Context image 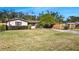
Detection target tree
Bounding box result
[0,10,9,22]
[39,11,64,28]
[39,13,55,26]
[67,16,79,22]
[50,12,64,23]
[0,10,37,22]
[22,14,36,20]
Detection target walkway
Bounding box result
[53,29,79,35]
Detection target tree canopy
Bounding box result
[0,10,36,22]
[39,11,64,27]
[67,16,79,22]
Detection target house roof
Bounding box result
[27,20,39,23]
[6,18,39,23]
[67,22,79,24]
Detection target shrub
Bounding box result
[0,24,6,31]
[64,25,69,30]
[8,26,28,30]
[28,24,31,29]
[43,24,53,28]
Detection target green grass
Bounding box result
[72,29,79,31]
[0,29,79,51]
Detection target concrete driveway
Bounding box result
[53,29,79,35]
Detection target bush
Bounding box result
[28,24,31,29]
[76,24,79,29]
[64,25,69,30]
[43,24,53,28]
[8,26,28,30]
[0,24,6,31]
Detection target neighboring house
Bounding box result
[53,22,79,30]
[53,23,66,29]
[6,18,39,30]
[66,22,79,29]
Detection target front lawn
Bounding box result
[0,29,79,51]
[73,29,79,31]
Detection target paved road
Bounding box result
[53,29,79,35]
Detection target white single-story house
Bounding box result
[6,19,28,27]
[6,18,39,30]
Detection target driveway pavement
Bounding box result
[53,29,79,35]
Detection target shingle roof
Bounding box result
[67,22,79,24]
[6,18,39,23]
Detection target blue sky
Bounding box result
[0,7,79,20]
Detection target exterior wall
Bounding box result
[53,24,60,29]
[6,20,28,26]
[67,24,76,29]
[53,23,65,29]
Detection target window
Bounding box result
[15,22,22,26]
